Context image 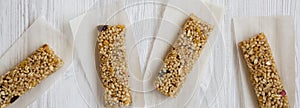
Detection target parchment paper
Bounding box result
[0,18,73,108]
[143,0,224,107]
[71,1,144,107]
[233,16,295,107]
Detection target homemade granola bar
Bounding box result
[97,25,132,107]
[154,14,214,97]
[239,33,289,108]
[0,44,64,108]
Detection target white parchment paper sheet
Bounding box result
[233,16,295,108]
[71,1,144,107]
[0,18,73,108]
[143,0,224,107]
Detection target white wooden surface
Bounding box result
[0,0,299,107]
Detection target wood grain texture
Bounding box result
[0,0,299,107]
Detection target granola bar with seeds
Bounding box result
[154,14,214,97]
[239,32,289,108]
[0,44,64,108]
[97,25,132,107]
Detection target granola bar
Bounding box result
[0,44,64,108]
[97,25,132,107]
[154,14,214,97]
[239,33,289,108]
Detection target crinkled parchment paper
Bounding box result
[233,16,295,107]
[0,18,73,108]
[143,0,224,107]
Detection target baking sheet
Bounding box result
[71,1,144,107]
[143,0,224,107]
[0,18,73,108]
[233,16,295,107]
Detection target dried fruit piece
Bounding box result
[280,90,286,96]
[97,25,108,32]
[9,96,19,103]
